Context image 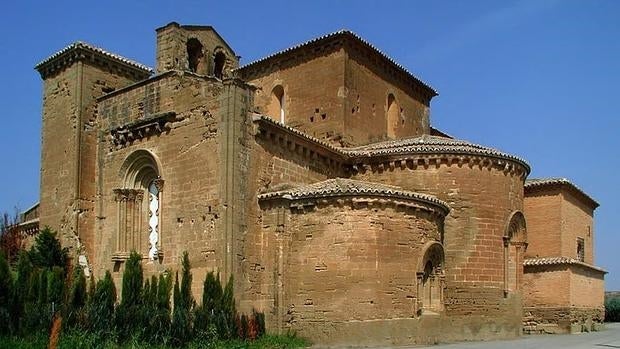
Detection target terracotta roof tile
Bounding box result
[524,257,606,273]
[258,178,449,215]
[345,135,530,171]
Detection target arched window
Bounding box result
[186,38,204,73]
[213,51,226,79]
[416,242,445,314]
[114,150,164,261]
[270,85,285,123]
[387,93,399,139]
[503,211,527,296]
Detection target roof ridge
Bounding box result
[236,29,437,96]
[35,40,153,73]
[524,177,598,208]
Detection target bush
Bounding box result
[605,297,620,322]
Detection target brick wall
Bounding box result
[523,190,562,258]
[561,191,595,264]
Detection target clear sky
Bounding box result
[1,1,618,288]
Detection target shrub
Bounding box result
[0,210,23,265]
[605,297,620,322]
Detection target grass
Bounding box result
[0,333,310,349]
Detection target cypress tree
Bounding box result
[0,252,13,334]
[89,271,117,337]
[117,251,144,341]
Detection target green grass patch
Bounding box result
[0,333,310,349]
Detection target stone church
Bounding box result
[28,22,605,345]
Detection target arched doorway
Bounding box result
[503,211,527,295]
[416,241,445,314]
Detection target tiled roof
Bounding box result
[253,115,530,172]
[344,135,530,171]
[252,114,344,156]
[524,257,606,273]
[258,178,449,214]
[35,41,153,73]
[525,178,598,208]
[237,30,437,96]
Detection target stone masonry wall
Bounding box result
[343,55,430,145]
[352,159,525,337]
[96,72,226,296]
[252,199,444,345]
[39,61,141,261]
[245,49,347,145]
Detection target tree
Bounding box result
[0,252,13,334]
[171,252,194,346]
[65,265,87,329]
[29,227,67,269]
[89,271,117,336]
[0,210,23,265]
[116,251,144,341]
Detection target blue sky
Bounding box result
[1,1,618,288]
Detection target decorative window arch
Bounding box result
[113,150,164,261]
[503,211,527,296]
[270,85,285,123]
[387,93,399,139]
[416,241,445,314]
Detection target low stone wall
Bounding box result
[523,306,604,334]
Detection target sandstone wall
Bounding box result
[245,49,346,143]
[352,159,525,337]
[39,61,141,259]
[96,72,227,296]
[343,53,430,145]
[252,199,445,345]
[156,23,238,75]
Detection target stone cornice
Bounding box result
[35,41,153,80]
[236,30,437,101]
[110,112,178,150]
